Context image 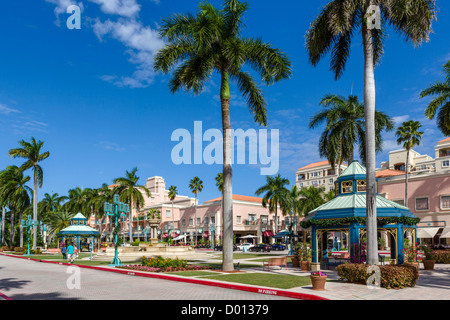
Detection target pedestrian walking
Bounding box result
[67,243,75,264]
[61,244,67,260]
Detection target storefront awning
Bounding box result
[417,227,440,239]
[263,230,274,237]
[439,227,450,239]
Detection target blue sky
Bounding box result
[0,0,449,205]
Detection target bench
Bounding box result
[324,252,350,270]
[262,256,288,271]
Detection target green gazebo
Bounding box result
[301,161,420,270]
[58,213,101,253]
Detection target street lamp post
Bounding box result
[209,224,216,250]
[104,194,129,267]
[287,212,298,256]
[21,215,39,256]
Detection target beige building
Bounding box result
[378,137,450,176]
[296,160,348,193]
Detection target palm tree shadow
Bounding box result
[0,277,30,291]
[9,292,82,300]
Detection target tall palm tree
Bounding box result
[298,186,327,217]
[154,0,291,271]
[255,175,290,235]
[420,60,450,136]
[46,211,76,237]
[8,137,50,249]
[0,166,32,247]
[113,167,151,243]
[310,94,394,165]
[40,193,68,216]
[306,0,436,265]
[64,187,93,214]
[396,120,424,207]
[188,177,203,247]
[92,183,114,244]
[168,185,178,238]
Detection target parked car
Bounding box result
[237,243,255,251]
[213,245,238,251]
[249,244,271,252]
[271,244,286,251]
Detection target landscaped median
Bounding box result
[0,252,328,300]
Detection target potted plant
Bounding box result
[378,237,386,251]
[310,271,327,291]
[422,246,436,270]
[298,242,312,271]
[290,243,300,268]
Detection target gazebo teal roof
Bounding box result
[57,213,100,237]
[302,160,419,267]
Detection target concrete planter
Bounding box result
[310,275,327,291]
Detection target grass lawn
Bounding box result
[201,273,312,289]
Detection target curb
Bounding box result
[0,253,328,301]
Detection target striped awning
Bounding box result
[439,227,450,239]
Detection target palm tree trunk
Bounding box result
[363,24,378,265]
[1,207,5,246]
[33,168,38,250]
[405,149,410,207]
[221,69,234,272]
[194,194,197,247]
[19,212,23,247]
[10,211,15,247]
[129,194,133,244]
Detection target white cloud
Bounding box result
[392,115,410,125]
[0,103,21,115]
[89,0,141,18]
[93,18,165,88]
[95,141,125,152]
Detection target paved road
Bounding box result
[0,255,294,301]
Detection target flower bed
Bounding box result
[337,263,419,289]
[119,264,210,273]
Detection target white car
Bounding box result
[237,243,255,252]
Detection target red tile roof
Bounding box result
[298,160,347,171]
[205,194,264,204]
[376,169,406,178]
[438,137,450,144]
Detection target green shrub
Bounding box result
[429,250,450,264]
[337,263,419,289]
[141,256,188,269]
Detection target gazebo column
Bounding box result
[349,222,359,262]
[311,227,320,271]
[398,225,405,264]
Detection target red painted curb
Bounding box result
[0,253,328,300]
[0,291,13,300]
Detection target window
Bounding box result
[416,197,429,211]
[261,215,269,225]
[329,178,334,184]
[204,217,209,225]
[211,216,215,224]
[165,210,171,217]
[442,160,449,168]
[182,219,186,227]
[342,181,353,194]
[189,218,193,226]
[357,180,366,192]
[196,218,201,225]
[441,195,450,210]
[237,216,242,224]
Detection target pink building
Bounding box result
[92,177,282,245]
[377,137,450,246]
